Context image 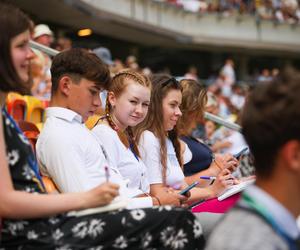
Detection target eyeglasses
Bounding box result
[161,77,180,88]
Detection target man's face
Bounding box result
[68,78,102,122]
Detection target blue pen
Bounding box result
[200,176,217,180]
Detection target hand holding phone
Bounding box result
[179,181,198,196]
[233,147,249,159]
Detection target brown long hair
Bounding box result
[135,74,182,184]
[0,3,32,94]
[105,69,151,157]
[177,79,207,136]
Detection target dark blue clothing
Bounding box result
[181,136,213,176]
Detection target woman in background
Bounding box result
[177,79,238,185]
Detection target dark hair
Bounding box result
[242,68,300,178]
[51,48,111,94]
[0,3,32,94]
[135,73,182,184]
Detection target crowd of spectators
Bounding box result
[154,0,300,24]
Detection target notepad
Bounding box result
[217,179,255,201]
[67,197,128,217]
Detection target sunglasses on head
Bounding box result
[161,77,180,88]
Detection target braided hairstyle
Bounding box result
[105,69,151,157]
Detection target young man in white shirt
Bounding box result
[206,69,300,250]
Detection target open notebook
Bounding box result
[67,197,128,217]
[217,179,255,201]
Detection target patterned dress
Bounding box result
[0,109,205,250]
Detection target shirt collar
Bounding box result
[245,185,300,240]
[46,107,83,123]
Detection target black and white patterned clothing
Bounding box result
[0,109,205,250]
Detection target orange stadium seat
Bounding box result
[6,93,27,121]
[18,120,40,153]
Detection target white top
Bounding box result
[92,124,150,196]
[36,107,152,209]
[139,130,185,189]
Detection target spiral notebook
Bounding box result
[67,197,128,217]
[217,179,255,201]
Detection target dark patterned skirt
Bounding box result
[0,206,204,250]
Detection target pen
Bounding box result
[200,176,217,180]
[104,166,110,182]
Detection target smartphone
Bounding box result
[233,147,249,159]
[179,181,198,196]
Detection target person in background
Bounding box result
[93,46,115,111]
[206,69,300,250]
[177,79,238,186]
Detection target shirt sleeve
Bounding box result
[139,131,163,184]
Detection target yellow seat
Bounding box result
[42,176,59,194]
[23,95,45,124]
[85,114,101,130]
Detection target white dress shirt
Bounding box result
[36,107,152,209]
[139,130,185,189]
[92,124,151,197]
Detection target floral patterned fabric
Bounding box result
[0,109,205,250]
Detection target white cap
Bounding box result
[33,24,53,39]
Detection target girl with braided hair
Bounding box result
[92,69,184,206]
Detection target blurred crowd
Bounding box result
[155,0,300,24]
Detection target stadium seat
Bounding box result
[42,176,59,194]
[85,114,101,130]
[18,120,40,153]
[6,93,27,121]
[23,96,45,124]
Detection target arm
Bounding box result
[185,154,238,186]
[139,132,183,206]
[0,114,119,219]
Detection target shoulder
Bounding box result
[206,208,287,250]
[92,124,115,136]
[140,130,159,144]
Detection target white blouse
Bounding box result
[92,124,150,197]
[139,130,185,189]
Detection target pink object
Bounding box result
[191,193,241,213]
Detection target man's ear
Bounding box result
[281,140,300,171]
[59,76,72,96]
[107,91,116,107]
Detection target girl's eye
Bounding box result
[89,89,97,96]
[142,103,149,107]
[130,100,137,104]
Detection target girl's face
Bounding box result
[162,89,182,131]
[11,30,34,84]
[109,79,151,130]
